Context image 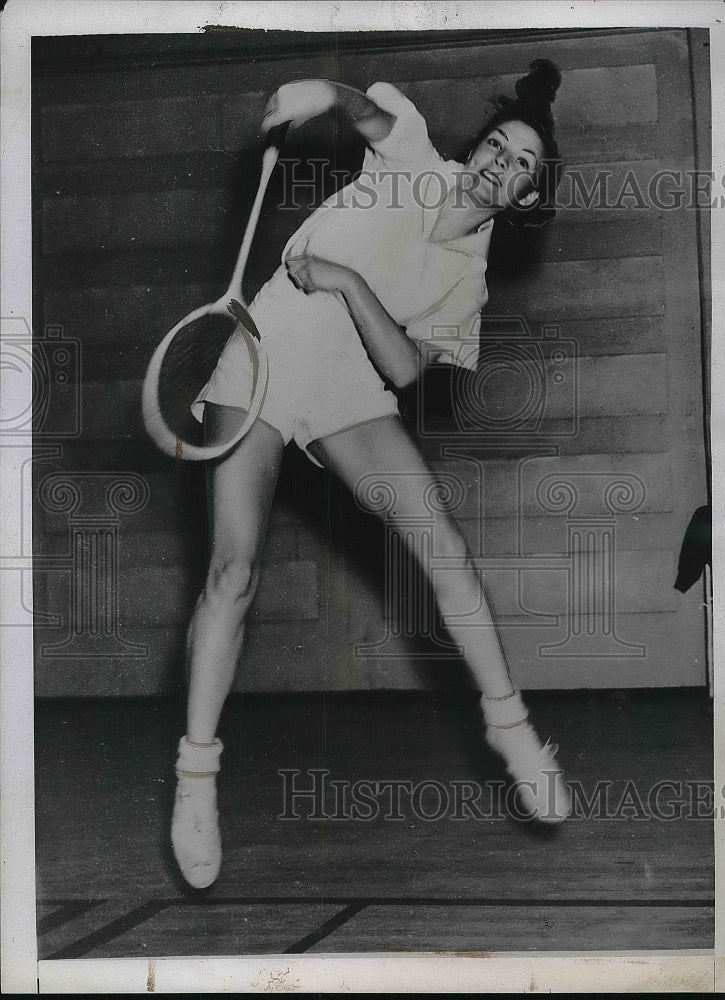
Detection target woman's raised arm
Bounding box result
[262,79,396,143]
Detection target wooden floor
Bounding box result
[34,690,714,958]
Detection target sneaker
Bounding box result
[171,736,223,888]
[171,773,222,888]
[486,720,571,824]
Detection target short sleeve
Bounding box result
[404,272,487,373]
[363,82,441,170]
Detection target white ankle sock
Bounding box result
[175,735,223,776]
[480,691,528,729]
[172,736,224,889]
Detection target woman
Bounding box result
[173,59,570,889]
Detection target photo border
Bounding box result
[1,0,722,992]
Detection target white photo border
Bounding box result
[1,0,722,993]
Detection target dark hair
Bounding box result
[464,58,563,228]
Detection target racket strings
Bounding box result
[158,312,241,447]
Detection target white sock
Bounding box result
[480,690,529,729]
[175,735,223,775]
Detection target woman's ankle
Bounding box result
[480,689,529,729]
[175,735,224,776]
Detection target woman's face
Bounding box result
[464,120,544,213]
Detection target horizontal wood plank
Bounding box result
[43,187,240,253]
[324,547,679,622]
[408,65,658,149]
[559,122,660,164]
[452,352,667,423]
[118,524,299,566]
[40,90,264,162]
[486,256,665,320]
[367,606,706,691]
[541,316,663,358]
[432,451,673,519]
[40,151,245,197]
[43,283,225,345]
[533,216,663,263]
[311,903,713,952]
[42,559,320,626]
[457,510,683,558]
[34,619,333,695]
[418,414,671,457]
[477,548,679,616]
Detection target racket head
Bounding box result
[142,299,268,461]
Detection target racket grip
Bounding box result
[227,298,261,342]
[264,121,291,152]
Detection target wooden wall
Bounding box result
[31,28,710,694]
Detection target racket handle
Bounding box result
[226,122,290,303]
[264,120,291,152]
[227,136,286,302]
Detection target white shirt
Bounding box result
[282,82,491,372]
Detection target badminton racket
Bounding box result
[142,122,290,461]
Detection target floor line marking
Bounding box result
[172,896,718,908]
[37,899,107,937]
[39,895,716,958]
[46,900,172,960]
[39,895,717,909]
[283,902,370,954]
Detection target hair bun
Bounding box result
[514,58,561,109]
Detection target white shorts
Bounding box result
[192,267,400,466]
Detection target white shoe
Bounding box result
[486,720,571,824]
[171,737,223,888]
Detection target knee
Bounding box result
[204,554,261,609]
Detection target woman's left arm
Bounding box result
[286,255,421,389]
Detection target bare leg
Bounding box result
[186,404,284,741]
[310,416,514,699]
[309,416,570,823]
[173,404,284,887]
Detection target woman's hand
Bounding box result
[287,250,419,387]
[262,80,337,131]
[286,254,359,296]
